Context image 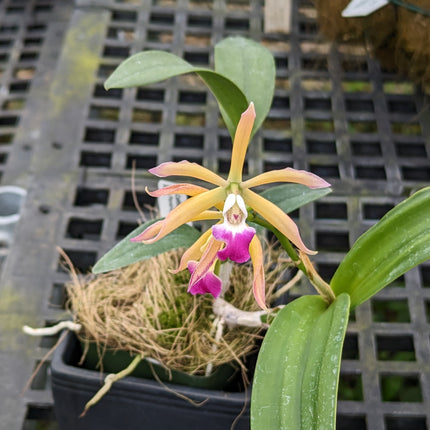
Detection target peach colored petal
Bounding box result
[242,188,317,255]
[142,187,226,244]
[173,229,213,273]
[131,220,163,242]
[146,183,208,198]
[189,237,223,289]
[190,210,223,221]
[227,102,256,183]
[242,167,331,189]
[249,235,267,311]
[150,161,227,187]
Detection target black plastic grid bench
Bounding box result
[0,0,429,429]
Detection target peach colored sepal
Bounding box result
[149,160,227,187]
[249,236,267,311]
[145,183,208,198]
[189,237,223,288]
[131,220,163,242]
[173,229,213,273]
[242,167,331,189]
[227,102,256,183]
[141,187,226,244]
[242,188,317,255]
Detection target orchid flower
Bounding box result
[132,102,330,309]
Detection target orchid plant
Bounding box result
[93,37,430,429]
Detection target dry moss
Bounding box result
[68,245,292,375]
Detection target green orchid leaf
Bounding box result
[104,50,248,139]
[331,186,430,309]
[260,184,332,213]
[92,219,201,274]
[251,293,350,430]
[214,36,276,135]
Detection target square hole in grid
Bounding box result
[315,201,347,220]
[351,140,382,156]
[341,57,368,73]
[80,151,112,168]
[116,220,139,239]
[126,154,157,169]
[187,14,212,28]
[102,44,130,59]
[49,283,67,309]
[315,262,338,284]
[84,126,116,143]
[2,98,25,112]
[106,26,137,42]
[376,334,416,361]
[348,119,378,134]
[176,111,206,127]
[271,95,289,109]
[122,190,156,212]
[309,163,340,179]
[226,0,252,12]
[304,96,331,111]
[24,405,56,427]
[298,20,319,37]
[371,298,411,323]
[184,51,210,65]
[150,11,175,24]
[338,372,364,401]
[19,50,39,61]
[66,217,103,240]
[263,137,292,153]
[58,249,97,273]
[342,79,373,93]
[263,116,291,131]
[342,332,360,360]
[354,164,387,180]
[420,264,430,288]
[315,230,350,252]
[74,187,109,207]
[98,63,118,80]
[137,88,165,102]
[129,131,159,146]
[425,300,430,323]
[38,322,61,348]
[88,105,120,122]
[224,17,250,30]
[380,373,422,402]
[184,32,211,48]
[178,90,207,105]
[218,158,247,175]
[263,159,293,171]
[9,81,30,93]
[395,141,427,158]
[345,97,374,113]
[305,118,335,133]
[111,9,138,23]
[387,97,417,114]
[301,78,333,92]
[132,108,162,124]
[362,202,394,220]
[174,133,204,149]
[0,115,19,127]
[336,415,367,430]
[146,29,173,45]
[306,138,337,154]
[274,55,288,71]
[301,55,328,72]
[391,121,421,136]
[384,415,427,430]
[401,165,430,181]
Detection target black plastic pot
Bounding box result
[51,332,251,430]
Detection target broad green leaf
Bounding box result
[331,187,430,309]
[92,220,201,274]
[104,50,248,139]
[260,184,332,213]
[251,293,350,430]
[215,37,276,135]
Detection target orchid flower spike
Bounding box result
[132,102,330,309]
